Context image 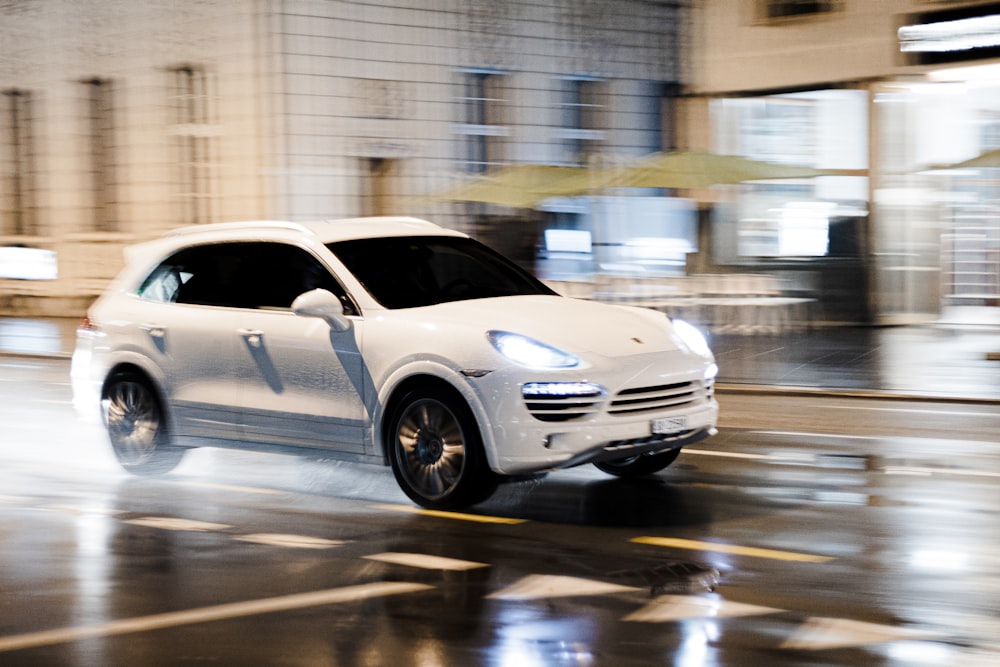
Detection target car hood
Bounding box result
[394,295,693,358]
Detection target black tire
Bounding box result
[594,448,681,478]
[103,371,184,476]
[387,385,497,509]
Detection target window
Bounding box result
[758,0,840,21]
[649,82,680,153]
[327,236,553,309]
[138,243,356,314]
[2,89,37,236]
[559,78,605,165]
[459,71,507,173]
[361,157,395,217]
[711,89,869,262]
[169,66,216,225]
[84,79,118,232]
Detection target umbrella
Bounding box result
[944,148,1000,169]
[430,152,863,209]
[429,163,587,208]
[605,150,858,189]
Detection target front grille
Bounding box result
[523,394,602,422]
[608,380,705,416]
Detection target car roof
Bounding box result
[164,216,466,245]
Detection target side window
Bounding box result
[239,243,354,313]
[137,241,356,314]
[137,245,241,306]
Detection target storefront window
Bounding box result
[710,89,869,263]
[876,73,1000,321]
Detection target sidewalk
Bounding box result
[1,315,998,402]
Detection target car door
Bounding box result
[230,242,368,452]
[131,243,243,441]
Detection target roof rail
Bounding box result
[166,220,315,237]
[323,216,441,228]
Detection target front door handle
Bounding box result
[238,328,264,347]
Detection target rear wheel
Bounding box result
[594,448,681,478]
[388,385,497,509]
[104,372,184,475]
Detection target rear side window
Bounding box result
[136,242,357,314]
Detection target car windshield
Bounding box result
[326,235,556,309]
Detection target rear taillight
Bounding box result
[77,316,101,337]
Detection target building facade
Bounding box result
[0,0,683,316]
[687,0,1000,325]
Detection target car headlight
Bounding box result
[487,331,581,369]
[672,318,712,358]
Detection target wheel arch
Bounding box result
[377,373,493,469]
[101,361,172,431]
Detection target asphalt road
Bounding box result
[1,358,998,666]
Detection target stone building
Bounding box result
[0,0,683,316]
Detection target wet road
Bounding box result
[1,358,998,666]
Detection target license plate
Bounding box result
[651,415,687,435]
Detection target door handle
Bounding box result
[140,323,166,338]
[238,328,264,347]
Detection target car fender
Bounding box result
[371,357,499,471]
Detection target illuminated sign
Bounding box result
[899,14,1000,52]
[900,3,1000,64]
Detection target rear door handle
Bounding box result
[140,323,166,338]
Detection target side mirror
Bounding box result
[292,289,352,332]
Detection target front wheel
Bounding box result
[388,386,497,509]
[103,372,184,476]
[594,448,681,478]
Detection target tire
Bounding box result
[594,448,681,478]
[104,371,185,476]
[387,385,497,509]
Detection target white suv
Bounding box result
[72,217,718,508]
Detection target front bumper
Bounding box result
[487,393,719,475]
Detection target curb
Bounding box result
[715,382,1000,405]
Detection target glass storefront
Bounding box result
[711,78,1000,326]
[875,70,1000,324]
[709,89,871,323]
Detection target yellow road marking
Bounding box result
[170,480,286,496]
[632,536,833,563]
[371,503,526,525]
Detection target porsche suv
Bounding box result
[72,217,718,508]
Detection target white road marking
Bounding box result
[692,446,1000,480]
[884,466,1000,479]
[234,534,347,549]
[124,517,231,532]
[486,575,640,600]
[685,448,789,462]
[44,504,126,516]
[624,595,782,622]
[0,582,433,653]
[365,552,490,571]
[780,617,933,650]
[748,430,879,441]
